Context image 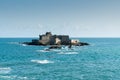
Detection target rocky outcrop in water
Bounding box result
[22,32,89,46]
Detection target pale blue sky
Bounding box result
[0,0,120,37]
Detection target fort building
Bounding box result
[32,32,70,45]
[23,32,89,46]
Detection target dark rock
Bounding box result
[49,45,61,49]
[75,42,89,46]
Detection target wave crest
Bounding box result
[58,52,78,54]
[0,67,11,74]
[31,60,54,64]
[0,75,28,80]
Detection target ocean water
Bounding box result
[0,38,120,80]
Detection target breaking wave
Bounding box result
[0,67,11,74]
[31,60,54,64]
[21,44,27,46]
[36,50,50,52]
[8,42,27,47]
[57,52,78,54]
[0,75,28,80]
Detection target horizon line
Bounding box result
[0,37,120,38]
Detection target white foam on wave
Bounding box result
[8,42,19,44]
[8,42,28,47]
[58,52,78,54]
[0,75,28,80]
[36,50,50,52]
[21,44,27,46]
[52,49,61,52]
[0,67,11,74]
[31,60,54,64]
[0,75,11,79]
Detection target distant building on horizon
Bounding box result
[26,32,86,46]
[38,32,70,45]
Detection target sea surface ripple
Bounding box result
[0,38,120,80]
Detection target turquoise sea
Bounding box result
[0,38,120,80]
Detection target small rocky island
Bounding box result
[23,32,89,47]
